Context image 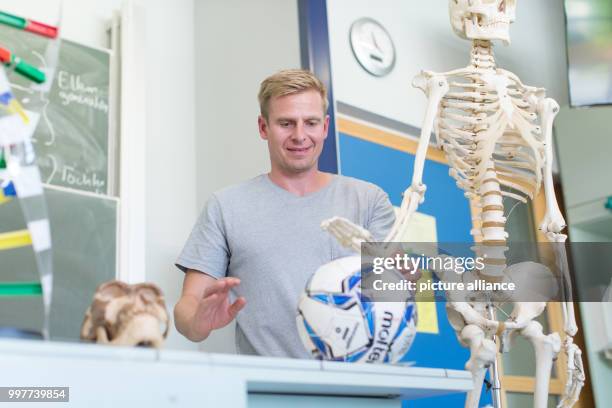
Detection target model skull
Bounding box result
[449,0,517,45]
[81,280,169,348]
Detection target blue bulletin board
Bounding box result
[337,122,492,408]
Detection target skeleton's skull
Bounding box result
[449,0,517,45]
[81,280,169,348]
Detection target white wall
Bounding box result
[193,0,301,353]
[327,0,568,131]
[143,0,198,351]
[193,0,301,209]
[555,105,612,209]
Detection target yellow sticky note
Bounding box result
[416,303,439,334]
[392,208,440,334]
[415,270,439,334]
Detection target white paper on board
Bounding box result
[0,111,41,145]
[27,219,52,252]
[12,164,44,198]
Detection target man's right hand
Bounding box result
[174,271,246,342]
[192,277,246,338]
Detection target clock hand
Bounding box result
[367,32,383,62]
[370,31,382,52]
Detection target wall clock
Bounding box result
[349,17,396,77]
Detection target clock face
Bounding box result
[349,18,396,77]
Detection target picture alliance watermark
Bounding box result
[369,252,517,294]
[371,277,517,293]
[359,242,612,303]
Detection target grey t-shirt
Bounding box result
[176,174,395,359]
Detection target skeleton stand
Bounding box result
[487,304,502,408]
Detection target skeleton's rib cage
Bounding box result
[435,40,545,210]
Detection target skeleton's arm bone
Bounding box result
[411,73,449,185]
[536,98,584,407]
[383,74,449,242]
[537,98,565,235]
[558,337,585,408]
[551,233,579,338]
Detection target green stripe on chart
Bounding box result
[0,282,42,296]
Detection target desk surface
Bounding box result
[0,339,472,406]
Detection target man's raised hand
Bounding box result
[191,277,246,340]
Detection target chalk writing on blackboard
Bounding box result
[57,71,109,114]
[0,25,112,195]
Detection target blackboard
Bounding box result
[0,24,113,195]
[0,186,117,340]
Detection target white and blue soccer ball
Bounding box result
[297,256,417,363]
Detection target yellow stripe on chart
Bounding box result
[8,99,29,124]
[0,191,10,205]
[0,229,32,250]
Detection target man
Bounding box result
[174,69,395,358]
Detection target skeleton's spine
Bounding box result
[470,40,495,69]
[468,39,508,279]
[477,168,508,279]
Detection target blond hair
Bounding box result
[258,69,328,120]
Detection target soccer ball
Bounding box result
[296,255,417,363]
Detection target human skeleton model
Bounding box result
[322,1,584,407]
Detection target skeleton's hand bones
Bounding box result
[321,216,374,253]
